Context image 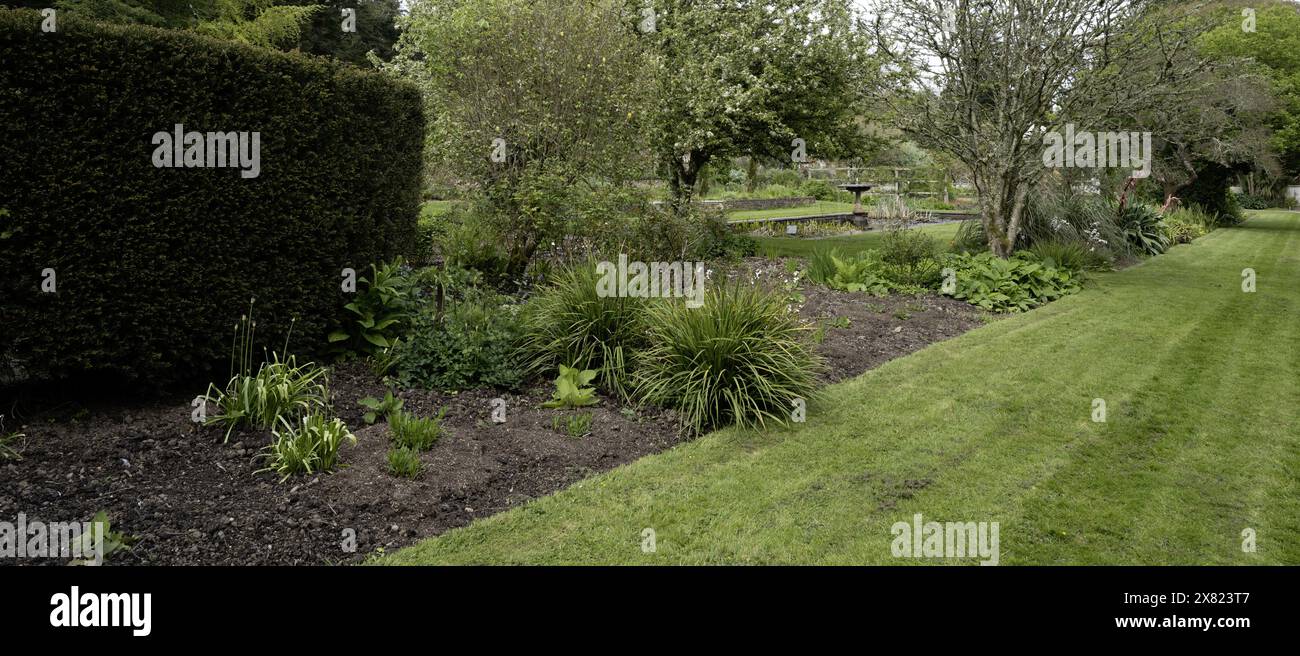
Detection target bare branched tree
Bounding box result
[870,0,1220,256]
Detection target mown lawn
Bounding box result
[754,221,962,258]
[727,201,857,221]
[379,211,1300,565]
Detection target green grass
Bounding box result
[728,202,976,223]
[420,200,457,219]
[754,221,962,258]
[727,201,856,221]
[378,211,1300,565]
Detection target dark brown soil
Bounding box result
[1,260,984,566]
[0,366,682,566]
[727,257,988,383]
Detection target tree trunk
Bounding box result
[746,156,758,193]
[670,150,708,213]
[975,167,1027,258]
[1116,176,1136,216]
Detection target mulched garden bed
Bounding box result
[1,260,986,566]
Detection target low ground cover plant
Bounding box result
[1118,204,1170,256]
[944,251,1083,313]
[1162,204,1215,244]
[808,248,898,294]
[358,390,403,424]
[387,446,424,479]
[395,296,525,392]
[1023,239,1108,272]
[69,511,134,566]
[551,411,594,438]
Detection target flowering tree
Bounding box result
[641,0,875,210]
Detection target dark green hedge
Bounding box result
[0,9,423,387]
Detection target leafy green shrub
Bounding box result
[877,227,943,287]
[519,263,648,395]
[807,248,913,295]
[432,205,512,282]
[1235,192,1274,210]
[541,365,599,408]
[943,252,1083,312]
[358,390,403,424]
[1181,163,1243,226]
[633,285,823,434]
[564,201,689,263]
[387,446,424,479]
[1162,204,1215,244]
[799,179,837,201]
[1119,205,1170,256]
[409,264,489,307]
[0,10,423,386]
[329,259,413,356]
[689,208,758,260]
[259,413,357,482]
[413,200,458,264]
[388,408,445,451]
[955,184,1124,260]
[395,298,525,392]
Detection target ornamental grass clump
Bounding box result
[519,261,649,397]
[632,284,823,434]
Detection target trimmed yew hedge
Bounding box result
[0,10,423,387]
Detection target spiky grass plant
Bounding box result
[632,285,824,435]
[388,408,445,451]
[0,419,24,462]
[387,446,423,479]
[518,260,649,397]
[258,412,356,482]
[204,304,329,442]
[205,354,330,442]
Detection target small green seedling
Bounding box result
[0,415,24,461]
[70,511,134,565]
[359,390,404,424]
[387,446,423,479]
[551,412,593,438]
